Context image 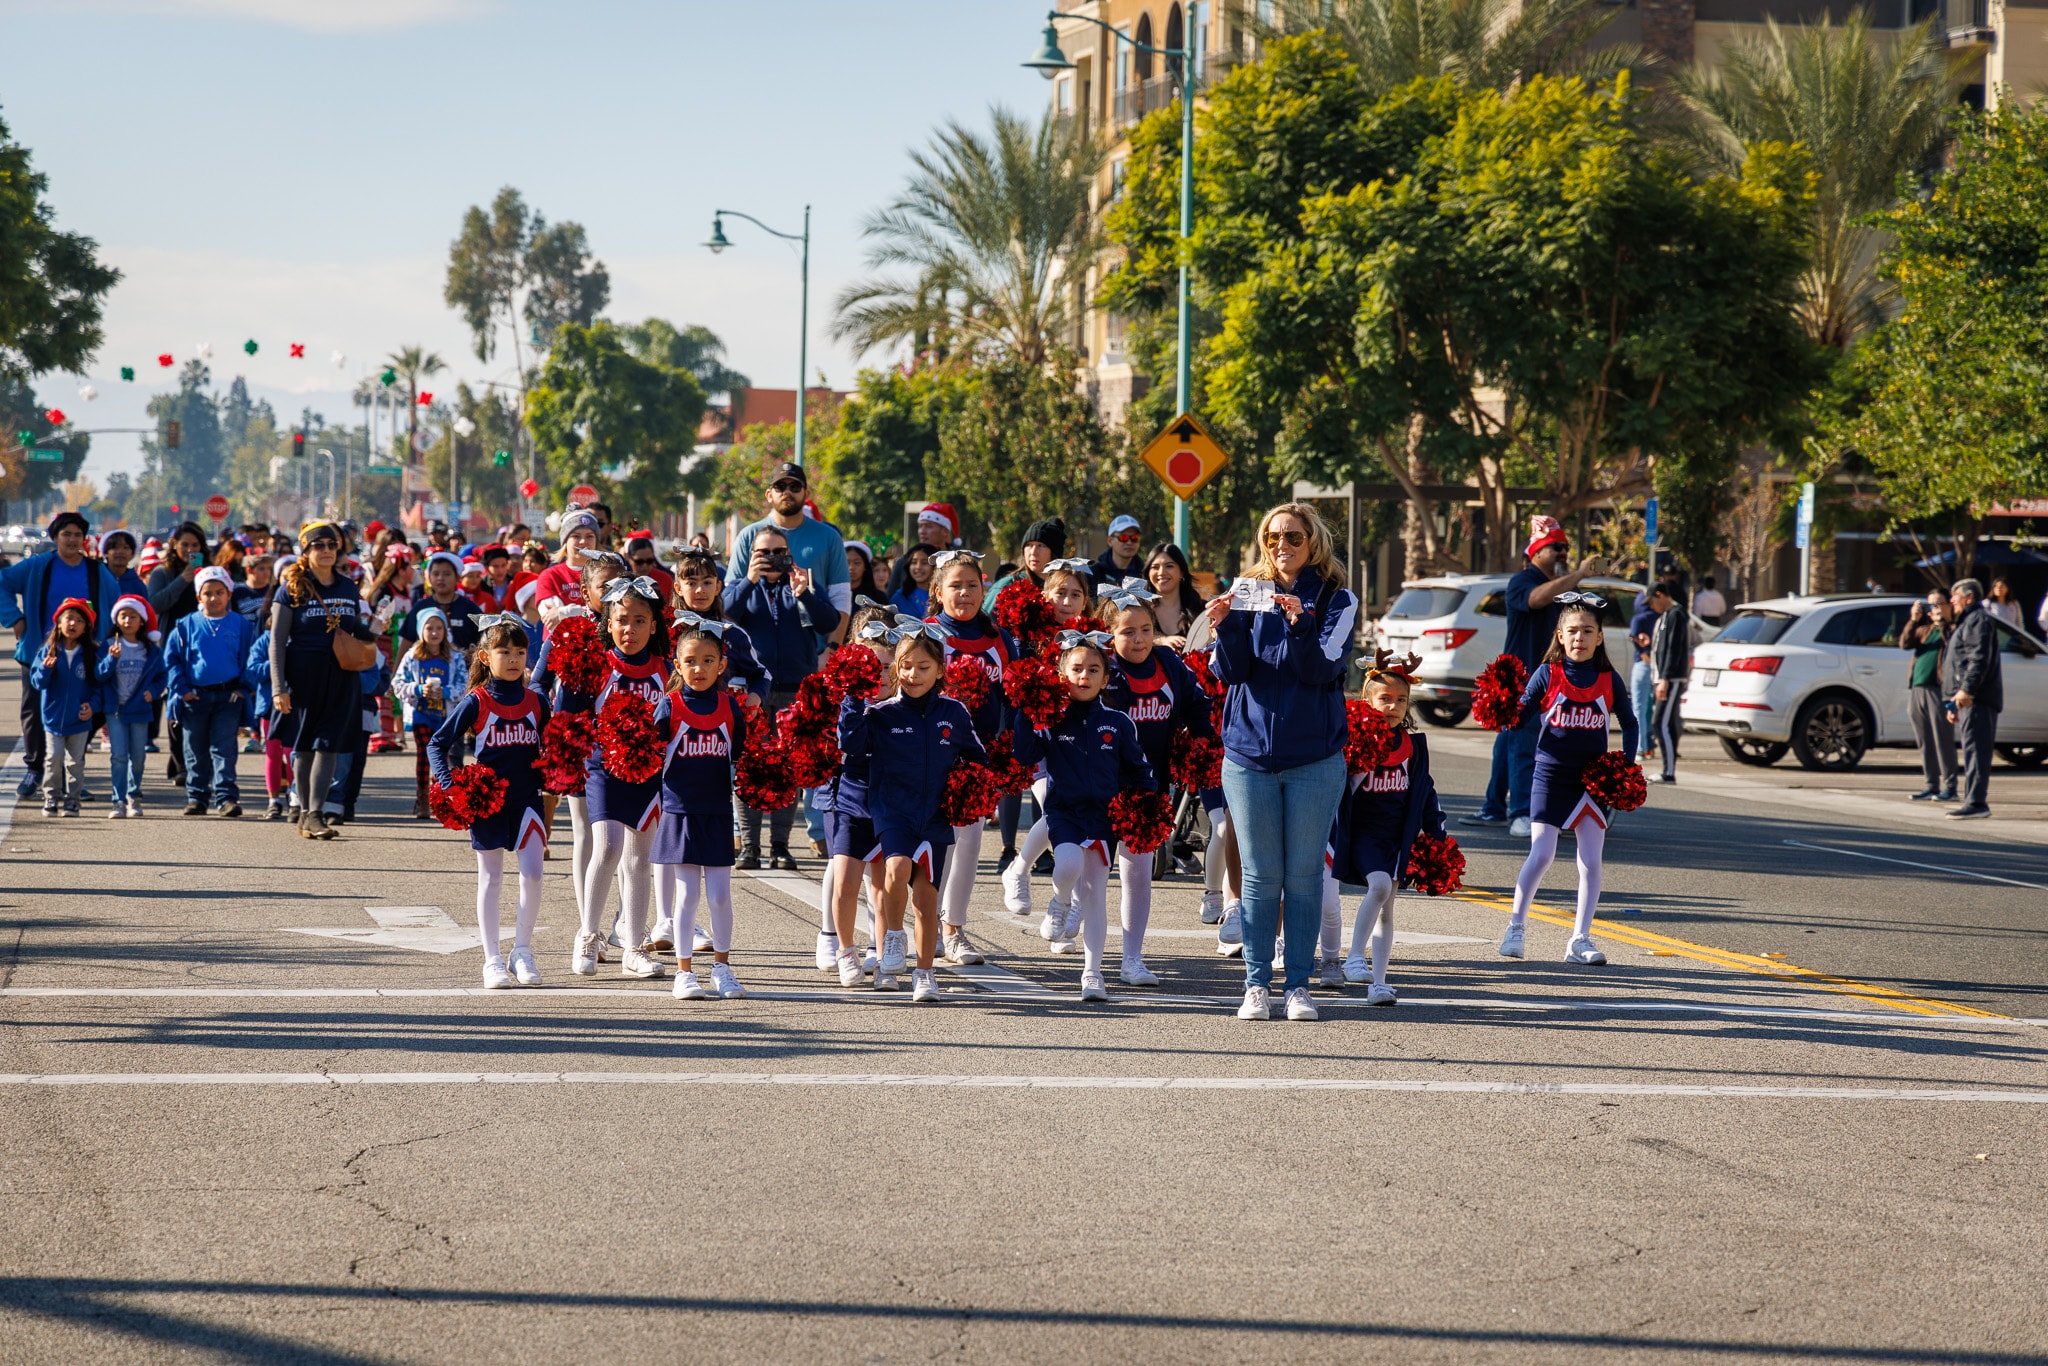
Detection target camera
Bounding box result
[762,549,793,572]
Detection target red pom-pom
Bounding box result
[937,759,1003,827]
[1472,654,1529,731]
[734,690,766,733]
[823,643,884,702]
[596,691,663,783]
[992,580,1059,654]
[735,734,801,811]
[1002,654,1067,728]
[944,654,990,712]
[1582,750,1648,812]
[781,674,838,743]
[1344,699,1396,774]
[535,710,597,795]
[983,729,1035,795]
[1171,730,1223,790]
[1182,649,1226,724]
[428,763,507,830]
[1401,832,1466,896]
[780,727,843,789]
[1109,789,1174,854]
[547,614,608,697]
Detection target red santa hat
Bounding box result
[920,502,960,541]
[1525,515,1569,560]
[511,570,542,612]
[111,593,161,643]
[137,539,163,575]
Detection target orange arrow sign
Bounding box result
[1140,411,1228,501]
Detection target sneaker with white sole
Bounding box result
[571,932,603,976]
[620,947,666,979]
[1497,924,1526,959]
[1038,908,1063,941]
[1061,900,1084,942]
[878,929,908,975]
[1365,982,1398,1007]
[1509,816,1532,838]
[1318,957,1349,989]
[692,924,715,953]
[509,946,542,986]
[1343,956,1370,984]
[672,970,709,1000]
[1001,859,1032,913]
[482,957,514,990]
[710,963,747,998]
[874,966,901,992]
[1199,890,1225,925]
[1080,972,1109,1002]
[837,950,866,988]
[1237,985,1271,1020]
[1285,987,1320,1021]
[910,968,939,1002]
[127,798,144,819]
[816,932,840,970]
[1216,902,1243,951]
[942,932,985,965]
[647,917,676,953]
[1119,958,1158,987]
[861,945,878,973]
[1563,936,1607,965]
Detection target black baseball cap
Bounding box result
[767,462,807,488]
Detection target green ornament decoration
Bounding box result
[492,449,510,467]
[243,339,259,355]
[379,368,397,387]
[119,366,135,381]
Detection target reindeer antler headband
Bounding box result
[1364,647,1422,684]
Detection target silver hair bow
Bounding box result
[1057,629,1113,650]
[474,612,530,640]
[931,548,984,570]
[855,595,891,612]
[1100,582,1161,609]
[582,550,629,574]
[1046,557,1092,575]
[600,575,662,605]
[860,614,947,645]
[675,610,728,638]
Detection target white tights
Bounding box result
[1204,807,1238,898]
[1116,846,1153,963]
[567,795,594,922]
[1008,781,1058,910]
[1049,843,1110,977]
[674,865,734,956]
[938,821,980,929]
[1349,871,1396,985]
[1509,819,1606,941]
[475,842,544,958]
[583,818,655,949]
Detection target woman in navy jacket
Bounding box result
[1200,504,1359,1024]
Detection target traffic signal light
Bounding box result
[292,431,305,458]
[165,420,181,449]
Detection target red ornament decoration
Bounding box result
[983,729,1035,795]
[45,408,65,426]
[1581,751,1648,812]
[289,343,305,358]
[157,353,174,367]
[428,763,508,830]
[596,692,663,783]
[823,643,884,702]
[1343,699,1396,774]
[992,580,1058,654]
[1471,654,1530,731]
[418,391,433,406]
[1170,730,1224,791]
[938,759,1003,827]
[519,477,540,499]
[535,710,597,795]
[1108,789,1175,854]
[1401,832,1466,896]
[943,654,990,711]
[546,614,608,696]
[1002,654,1067,728]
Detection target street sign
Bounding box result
[1794,481,1815,550]
[204,495,230,520]
[366,464,403,476]
[1644,496,1659,546]
[569,483,599,506]
[27,448,64,463]
[1139,412,1228,502]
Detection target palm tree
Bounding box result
[832,107,1107,367]
[1674,13,1959,350]
[386,345,447,459]
[1277,0,1642,100]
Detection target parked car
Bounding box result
[1679,594,2048,770]
[1371,573,1706,728]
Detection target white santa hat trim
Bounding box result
[111,593,161,643]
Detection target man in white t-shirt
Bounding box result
[1691,575,1727,626]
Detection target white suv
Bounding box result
[1680,594,2048,770]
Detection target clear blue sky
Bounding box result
[2,0,1056,484]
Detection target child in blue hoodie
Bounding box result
[28,598,103,815]
[838,623,984,1000]
[96,594,167,817]
[392,606,468,819]
[1011,631,1156,1003]
[164,568,255,817]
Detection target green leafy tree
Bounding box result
[137,361,228,521]
[930,353,1116,554]
[699,420,800,529]
[808,366,971,545]
[525,322,706,527]
[619,319,750,399]
[1276,0,1640,101]
[0,114,119,381]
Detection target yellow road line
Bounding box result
[1451,889,2008,1021]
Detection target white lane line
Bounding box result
[0,736,25,853]
[3,1069,2046,1103]
[1780,839,2048,892]
[984,913,1486,947]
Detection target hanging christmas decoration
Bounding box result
[330,351,346,369]
[195,342,212,359]
[157,354,174,368]
[519,478,539,499]
[289,343,305,358]
[418,391,433,406]
[45,408,65,426]
[379,368,396,386]
[242,339,258,355]
[119,367,134,382]
[77,385,97,402]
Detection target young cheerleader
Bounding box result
[1094,584,1216,985]
[1331,652,1447,1006]
[820,602,898,986]
[1499,594,1638,965]
[924,549,1018,967]
[570,574,672,980]
[1041,559,1095,625]
[392,607,468,819]
[426,616,550,989]
[533,551,628,940]
[97,595,166,818]
[29,600,101,817]
[1011,630,1157,1001]
[652,617,749,1000]
[839,622,986,1001]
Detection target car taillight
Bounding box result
[1420,628,1477,651]
[1728,656,1781,675]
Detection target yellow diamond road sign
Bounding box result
[1141,411,1228,501]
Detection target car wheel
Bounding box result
[1415,701,1471,729]
[1719,736,1789,767]
[1790,694,1870,771]
[1994,743,2048,769]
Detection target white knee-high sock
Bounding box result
[581,819,628,938]
[655,862,678,929]
[514,839,545,948]
[1077,856,1109,977]
[475,849,505,957]
[1320,868,1342,958]
[1571,820,1606,940]
[1050,842,1085,909]
[1116,846,1152,961]
[1351,871,1396,983]
[819,860,837,935]
[703,865,735,953]
[1509,823,1562,929]
[939,820,981,927]
[617,825,656,949]
[1205,807,1233,895]
[567,795,594,920]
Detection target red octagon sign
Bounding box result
[204,495,230,520]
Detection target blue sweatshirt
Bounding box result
[95,637,167,723]
[245,631,274,718]
[1516,658,1638,768]
[28,642,102,735]
[721,575,841,693]
[839,687,985,841]
[1011,696,1155,842]
[165,609,256,697]
[1213,567,1358,773]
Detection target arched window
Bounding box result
[1164,3,1183,81]
[1134,12,1154,81]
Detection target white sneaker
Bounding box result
[1237,985,1271,1020]
[1285,987,1320,1021]
[1509,816,1532,838]
[1061,899,1084,941]
[815,932,840,970]
[126,798,144,819]
[1199,890,1225,924]
[710,962,747,998]
[509,946,542,986]
[672,970,709,1000]
[878,929,908,975]
[1343,956,1370,984]
[874,967,901,992]
[862,945,878,973]
[692,924,714,953]
[1497,924,1526,959]
[910,968,940,1002]
[482,957,514,990]
[1318,957,1349,989]
[647,917,676,952]
[1216,903,1243,951]
[837,950,867,988]
[1119,957,1158,987]
[1001,858,1031,913]
[942,932,985,965]
[620,947,665,979]
[1366,982,1398,1007]
[1563,936,1608,966]
[571,932,603,976]
[107,804,126,819]
[1080,972,1109,1002]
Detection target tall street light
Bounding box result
[705,207,812,468]
[1026,9,1196,549]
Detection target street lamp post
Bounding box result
[1027,9,1197,549]
[705,207,812,468]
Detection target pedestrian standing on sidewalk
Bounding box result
[1942,578,2004,820]
[1647,580,1691,784]
[1901,596,1958,802]
[1627,592,1658,764]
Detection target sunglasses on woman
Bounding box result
[1262,529,1306,548]
[305,537,339,551]
[1554,591,1608,610]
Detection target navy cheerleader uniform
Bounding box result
[1516,659,1638,830]
[427,677,551,851]
[1010,698,1155,857]
[823,694,879,863]
[575,648,671,831]
[1102,649,1215,800]
[929,612,1017,745]
[840,687,986,882]
[1332,730,1447,884]
[650,686,745,867]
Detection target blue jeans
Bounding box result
[107,719,150,804]
[1630,660,1657,754]
[1221,751,1347,993]
[178,688,241,805]
[1478,710,1539,821]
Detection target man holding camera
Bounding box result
[1901,593,1958,802]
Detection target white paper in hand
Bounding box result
[1229,579,1276,614]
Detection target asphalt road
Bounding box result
[2,676,2043,1365]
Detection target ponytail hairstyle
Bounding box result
[1041,564,1094,619]
[467,619,532,691]
[931,553,998,635]
[1540,603,1619,674]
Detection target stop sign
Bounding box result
[568,484,599,507]
[204,495,230,521]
